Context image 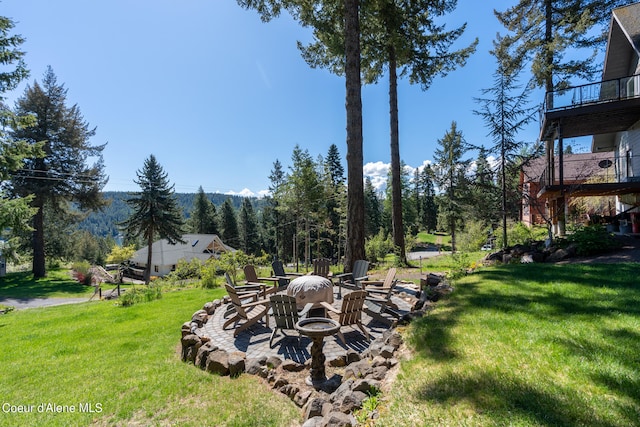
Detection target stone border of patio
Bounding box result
[180,279,450,426]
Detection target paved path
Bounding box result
[0,297,89,310]
[407,250,450,261]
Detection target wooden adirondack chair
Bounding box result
[334,259,369,298]
[243,265,278,295]
[362,269,401,327]
[268,295,312,348]
[271,260,302,290]
[223,283,270,337]
[319,290,370,346]
[225,272,266,296]
[312,258,331,278]
[361,267,396,294]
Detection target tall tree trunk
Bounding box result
[32,200,46,278]
[388,46,406,264]
[544,0,554,94]
[344,0,365,273]
[145,233,153,285]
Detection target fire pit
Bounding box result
[295,317,340,386]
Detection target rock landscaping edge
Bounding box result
[180,277,453,426]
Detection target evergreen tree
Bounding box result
[474,42,535,247]
[0,13,40,252]
[238,198,260,255]
[383,161,418,237]
[433,122,470,252]
[415,164,438,233]
[266,159,288,260]
[323,144,345,260]
[220,198,240,249]
[495,0,628,92]
[281,145,322,268]
[11,66,107,278]
[120,154,185,284]
[364,177,382,238]
[421,164,438,232]
[468,146,500,228]
[187,186,218,234]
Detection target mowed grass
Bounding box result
[378,262,640,426]
[0,286,301,427]
[0,269,95,299]
[2,261,639,426]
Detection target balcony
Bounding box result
[535,151,640,200]
[540,74,640,141]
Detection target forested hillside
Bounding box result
[78,192,264,238]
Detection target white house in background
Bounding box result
[128,234,235,277]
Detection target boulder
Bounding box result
[228,351,246,377]
[294,389,313,407]
[323,411,357,426]
[282,359,305,372]
[336,390,367,413]
[305,397,328,419]
[245,356,267,375]
[205,349,230,376]
[266,355,283,369]
[195,342,217,369]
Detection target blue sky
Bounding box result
[3,0,561,196]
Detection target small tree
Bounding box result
[120,155,185,284]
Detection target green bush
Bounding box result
[119,284,163,307]
[166,258,202,281]
[457,220,491,252]
[71,260,93,286]
[200,258,222,289]
[365,230,393,264]
[494,222,548,248]
[567,224,620,255]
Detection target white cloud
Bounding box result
[363,161,389,192]
[225,188,255,197]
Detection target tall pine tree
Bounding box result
[120,154,185,284]
[433,122,470,252]
[11,66,107,277]
[238,198,260,255]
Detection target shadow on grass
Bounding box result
[415,370,633,427]
[557,326,640,405]
[407,262,640,424]
[0,270,91,299]
[467,264,640,318]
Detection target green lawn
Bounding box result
[0,286,301,427]
[378,262,640,426]
[1,262,638,426]
[0,269,95,299]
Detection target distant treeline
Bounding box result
[78,191,265,238]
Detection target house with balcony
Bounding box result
[536,2,640,235]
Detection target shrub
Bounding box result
[494,222,548,248]
[119,284,163,307]
[166,258,202,281]
[457,220,491,252]
[365,230,393,264]
[200,258,221,289]
[72,260,93,286]
[567,224,621,255]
